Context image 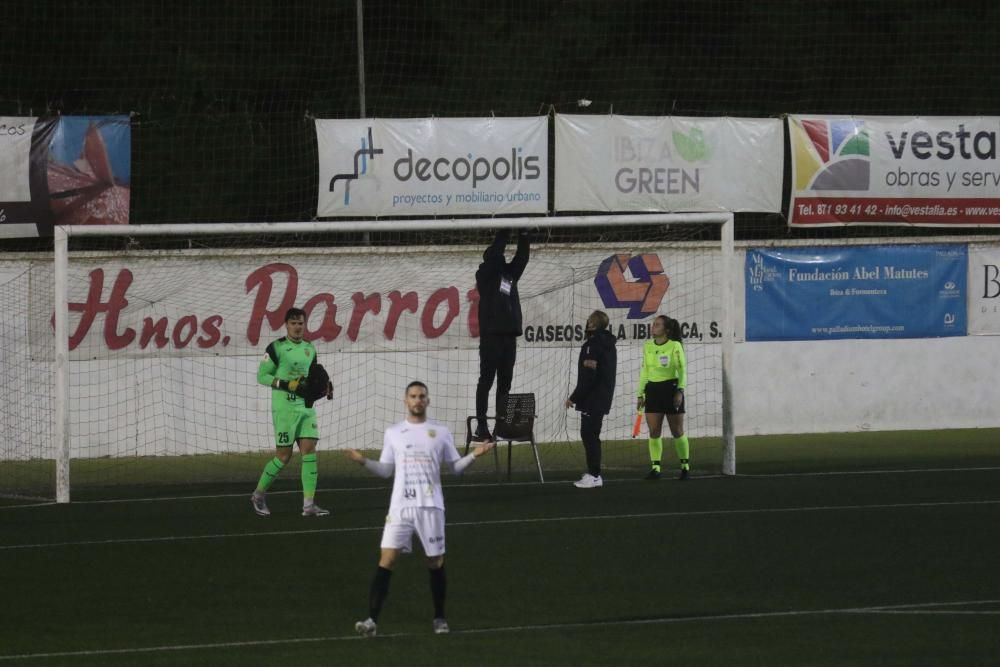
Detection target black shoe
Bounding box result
[678,469,690,481]
[471,430,493,443]
[644,469,661,480]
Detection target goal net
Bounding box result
[2,215,733,501]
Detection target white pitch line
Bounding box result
[3,464,999,509]
[2,498,999,551]
[862,610,1000,615]
[1,599,997,662]
[741,465,1000,478]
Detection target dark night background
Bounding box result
[1,0,998,237]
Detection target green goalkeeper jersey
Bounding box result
[257,337,318,404]
[636,338,686,397]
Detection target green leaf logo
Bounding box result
[672,127,710,162]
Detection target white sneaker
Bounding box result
[432,618,450,634]
[355,617,377,637]
[302,503,330,517]
[251,492,270,516]
[573,474,603,489]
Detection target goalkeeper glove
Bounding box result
[273,377,304,393]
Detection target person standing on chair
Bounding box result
[565,310,617,489]
[347,381,495,637]
[251,307,333,517]
[472,228,530,442]
[636,315,690,480]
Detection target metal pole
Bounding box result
[720,213,736,476]
[53,226,71,502]
[356,0,367,118]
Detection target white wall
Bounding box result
[734,335,1000,435]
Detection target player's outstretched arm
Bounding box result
[346,449,394,478]
[470,441,496,458]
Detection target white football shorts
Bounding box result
[380,507,447,557]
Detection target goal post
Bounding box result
[46,213,735,503]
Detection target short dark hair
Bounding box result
[284,307,306,322]
[405,380,428,394]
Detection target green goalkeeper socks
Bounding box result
[301,453,319,500]
[648,437,663,471]
[674,435,690,470]
[256,456,285,493]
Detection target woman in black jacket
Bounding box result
[565,310,617,488]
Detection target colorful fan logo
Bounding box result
[792,118,870,192]
[594,254,669,319]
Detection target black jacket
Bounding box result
[569,328,617,415]
[475,230,530,336]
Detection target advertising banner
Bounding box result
[33,246,719,359]
[11,243,722,455]
[316,117,548,217]
[968,244,1000,334]
[0,116,130,237]
[746,244,967,340]
[554,114,782,212]
[789,116,1000,226]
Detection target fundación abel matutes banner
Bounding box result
[789,116,1000,226]
[745,244,967,341]
[554,114,783,212]
[316,117,547,217]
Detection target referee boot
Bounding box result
[354,618,377,637]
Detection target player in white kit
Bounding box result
[347,381,495,637]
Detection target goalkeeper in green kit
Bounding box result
[251,307,333,517]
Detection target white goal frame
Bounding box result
[53,213,736,502]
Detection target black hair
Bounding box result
[666,316,683,343]
[284,307,306,322]
[405,380,428,394]
[654,314,683,344]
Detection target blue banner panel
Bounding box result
[746,244,967,340]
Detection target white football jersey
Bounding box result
[380,419,459,513]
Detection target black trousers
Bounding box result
[580,412,604,477]
[476,334,517,430]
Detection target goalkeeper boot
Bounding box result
[678,468,690,481]
[355,618,377,637]
[432,618,450,634]
[302,501,330,517]
[644,468,662,480]
[251,492,270,517]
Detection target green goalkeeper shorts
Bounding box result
[271,394,319,447]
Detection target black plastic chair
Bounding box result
[465,393,544,482]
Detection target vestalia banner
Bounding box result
[789,116,1000,227]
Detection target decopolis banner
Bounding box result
[1,115,131,237]
[316,117,548,217]
[789,115,1000,226]
[745,244,967,341]
[554,114,782,213]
